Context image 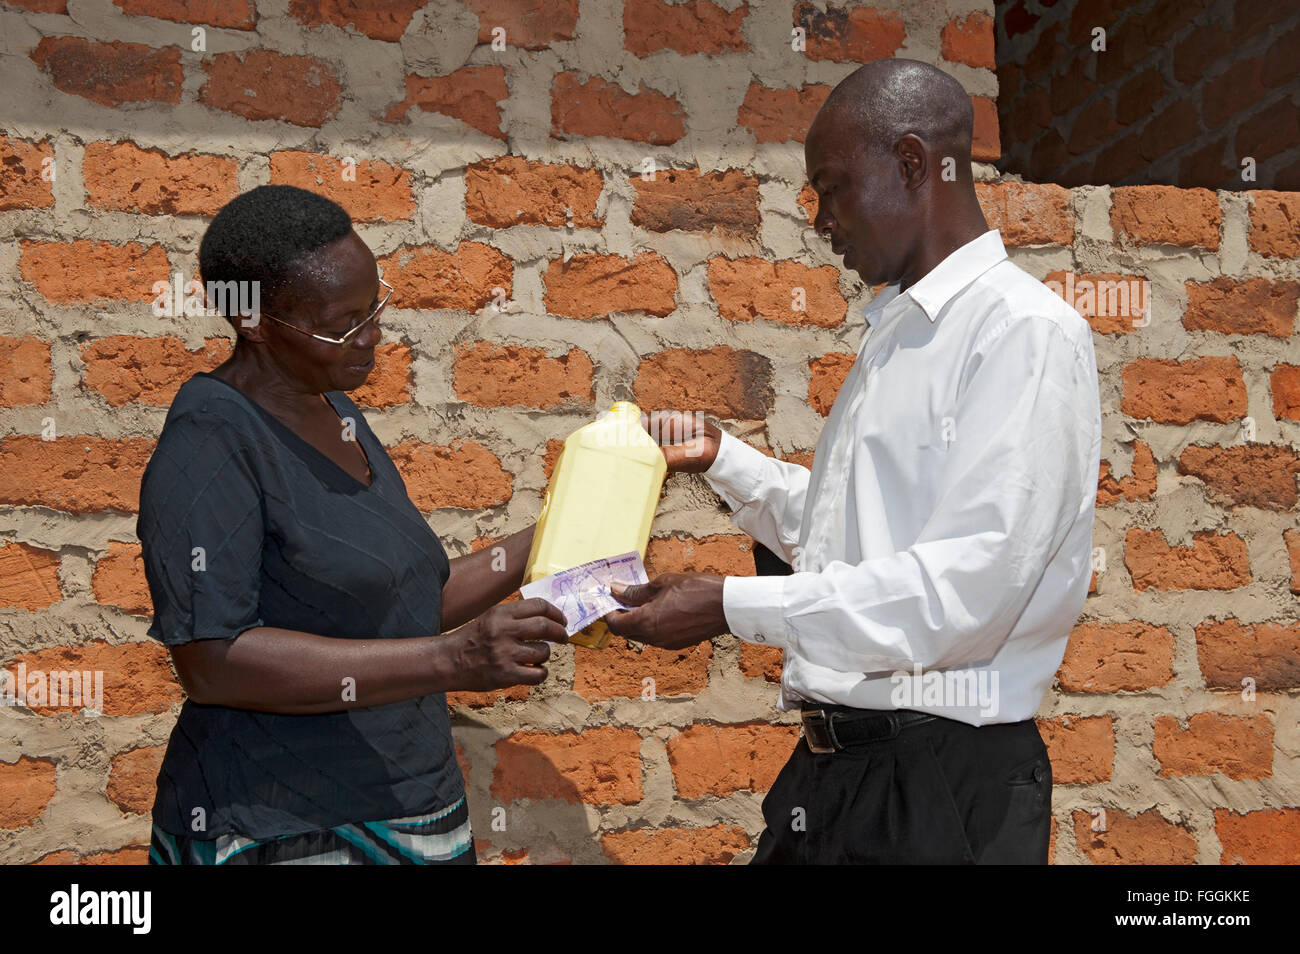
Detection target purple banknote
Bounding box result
[519,551,649,637]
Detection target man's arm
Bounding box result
[612,315,1098,666]
[703,430,813,568]
[721,315,1097,672]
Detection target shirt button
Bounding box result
[753,633,766,643]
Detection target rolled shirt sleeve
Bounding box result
[703,429,812,567]
[138,417,266,647]
[722,313,1095,673]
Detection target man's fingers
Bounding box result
[603,606,643,639]
[510,663,549,685]
[609,581,652,606]
[516,615,569,643]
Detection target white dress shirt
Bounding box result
[705,229,1101,726]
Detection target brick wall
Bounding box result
[0,0,1297,865]
[994,0,1300,189]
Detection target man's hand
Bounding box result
[638,410,722,474]
[605,573,728,650]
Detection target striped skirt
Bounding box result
[149,795,475,865]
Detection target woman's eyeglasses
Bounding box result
[255,277,394,346]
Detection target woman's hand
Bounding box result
[445,598,569,691]
[639,409,722,474]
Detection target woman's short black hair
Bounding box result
[199,184,352,324]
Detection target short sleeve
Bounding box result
[138,415,266,647]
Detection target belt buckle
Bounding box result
[801,708,840,754]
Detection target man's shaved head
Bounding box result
[804,58,988,290]
[817,58,974,166]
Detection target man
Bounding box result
[605,59,1101,864]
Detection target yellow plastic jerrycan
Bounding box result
[523,401,667,649]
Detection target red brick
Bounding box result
[465,0,579,49]
[465,157,603,228]
[623,0,749,55]
[0,336,52,406]
[0,757,57,829]
[5,641,182,716]
[347,343,414,409]
[0,136,54,211]
[1057,622,1174,692]
[708,257,845,328]
[793,2,906,62]
[0,541,61,611]
[1115,69,1167,126]
[646,533,756,578]
[551,72,685,145]
[601,825,750,864]
[1200,58,1265,130]
[269,151,415,222]
[1110,185,1221,250]
[106,745,165,815]
[1216,808,1300,864]
[739,642,783,682]
[1195,617,1300,690]
[80,336,230,406]
[377,242,512,311]
[90,541,152,617]
[385,66,508,140]
[1248,191,1300,258]
[20,239,169,304]
[1176,443,1300,510]
[491,727,642,804]
[30,37,182,107]
[114,0,257,29]
[634,346,774,421]
[1037,715,1114,783]
[1125,528,1251,592]
[1121,357,1247,424]
[975,182,1074,246]
[631,168,760,237]
[971,96,1000,162]
[388,439,512,512]
[573,638,712,700]
[667,722,800,798]
[1096,441,1156,505]
[82,141,237,217]
[1184,278,1298,337]
[1235,95,1300,165]
[941,12,994,69]
[809,352,855,416]
[446,685,531,710]
[737,82,830,144]
[1043,270,1148,334]
[287,0,425,41]
[1272,365,1300,421]
[543,251,677,318]
[1153,713,1273,779]
[452,341,594,409]
[0,436,151,513]
[5,0,67,10]
[1137,99,1198,163]
[1073,808,1198,864]
[34,846,150,865]
[1066,96,1122,157]
[200,50,341,127]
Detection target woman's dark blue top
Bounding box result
[136,371,460,841]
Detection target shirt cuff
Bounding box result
[703,429,767,503]
[722,574,791,649]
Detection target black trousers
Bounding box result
[750,708,1052,864]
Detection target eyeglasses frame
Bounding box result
[251,277,394,346]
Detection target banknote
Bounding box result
[520,551,649,638]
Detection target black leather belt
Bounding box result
[800,704,936,753]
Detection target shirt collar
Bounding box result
[863,229,1007,328]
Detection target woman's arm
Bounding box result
[170,596,566,715]
[439,524,536,633]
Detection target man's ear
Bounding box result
[895,133,928,192]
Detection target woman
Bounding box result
[137,184,568,864]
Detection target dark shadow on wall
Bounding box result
[993,0,1300,189]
